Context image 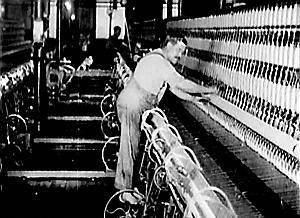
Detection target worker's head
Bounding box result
[113,26,121,38]
[161,33,187,65]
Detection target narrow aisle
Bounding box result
[1,72,117,218]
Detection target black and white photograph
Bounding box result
[0,0,299,217]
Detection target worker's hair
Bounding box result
[161,31,187,48]
[114,26,121,32]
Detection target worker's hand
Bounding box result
[201,86,218,95]
[192,86,218,103]
[193,95,211,103]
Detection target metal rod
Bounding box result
[56,0,61,61]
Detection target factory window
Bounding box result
[96,2,125,39]
[163,0,180,19]
[96,2,111,38]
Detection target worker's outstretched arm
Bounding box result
[175,78,217,94]
[170,86,211,103]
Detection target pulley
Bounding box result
[102,136,120,171]
[101,111,120,139]
[100,94,117,117]
[104,189,144,218]
[6,114,28,145]
[153,166,168,191]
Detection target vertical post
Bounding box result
[30,0,34,41]
[109,0,112,37]
[33,42,43,133]
[220,0,223,9]
[56,0,61,61]
[167,0,172,18]
[47,0,51,38]
[178,0,182,17]
[36,0,42,20]
[113,0,117,9]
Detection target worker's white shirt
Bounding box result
[134,48,185,102]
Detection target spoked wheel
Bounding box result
[101,112,120,139]
[0,157,2,174]
[103,85,114,96]
[100,94,117,116]
[104,189,144,218]
[6,114,28,145]
[102,136,120,171]
[153,166,168,191]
